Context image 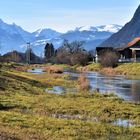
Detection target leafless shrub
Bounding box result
[44,66,63,74]
[77,75,90,91]
[99,50,119,68]
[55,40,90,66]
[70,52,89,66]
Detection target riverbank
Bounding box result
[0,63,140,139]
[76,62,140,76]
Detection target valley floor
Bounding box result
[0,63,140,140]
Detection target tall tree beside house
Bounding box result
[44,43,55,61]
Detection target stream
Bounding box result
[28,68,140,102]
[65,71,140,102]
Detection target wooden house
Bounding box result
[117,37,140,62]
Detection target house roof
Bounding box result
[117,37,140,51]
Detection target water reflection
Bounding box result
[46,86,76,94]
[27,69,44,74]
[113,119,134,127]
[66,71,140,102]
[28,69,140,102]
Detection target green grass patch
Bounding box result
[0,63,140,139]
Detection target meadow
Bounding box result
[0,63,140,140]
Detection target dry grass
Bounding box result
[76,66,89,72]
[77,75,90,91]
[43,65,64,74]
[76,63,101,72]
[100,68,117,76]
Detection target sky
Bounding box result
[0,0,139,33]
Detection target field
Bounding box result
[0,63,140,140]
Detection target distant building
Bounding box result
[117,37,140,62]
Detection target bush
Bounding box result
[54,40,91,66]
[99,50,119,68]
[70,52,89,66]
[77,75,90,91]
[55,52,71,64]
[43,65,63,74]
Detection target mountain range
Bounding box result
[100,5,140,48]
[0,19,122,55]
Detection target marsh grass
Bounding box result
[77,75,90,91]
[43,65,64,74]
[76,63,101,72]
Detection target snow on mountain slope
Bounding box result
[0,19,62,55]
[32,28,62,39]
[97,24,122,33]
[0,19,122,55]
[74,24,122,33]
[75,26,98,32]
[31,24,122,55]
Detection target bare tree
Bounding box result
[56,40,89,65]
[99,50,119,68]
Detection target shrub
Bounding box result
[55,52,71,64]
[43,65,63,74]
[99,50,119,68]
[54,40,90,66]
[70,52,89,66]
[77,75,90,91]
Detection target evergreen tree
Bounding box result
[44,43,55,60]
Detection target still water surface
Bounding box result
[65,71,140,102]
[27,69,140,102]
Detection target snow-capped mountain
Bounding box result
[32,28,62,39]
[100,5,140,48]
[75,24,122,33]
[96,25,122,33]
[0,19,122,55]
[31,24,122,53]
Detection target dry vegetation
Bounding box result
[43,65,64,74]
[77,75,90,91]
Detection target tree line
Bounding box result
[0,39,119,67]
[44,40,93,66]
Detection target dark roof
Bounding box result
[117,37,140,51]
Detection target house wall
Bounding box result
[136,50,140,58]
[119,48,132,59]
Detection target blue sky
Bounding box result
[0,0,139,32]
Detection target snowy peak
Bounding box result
[75,26,98,32]
[97,24,122,33]
[33,28,62,39]
[73,24,122,33]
